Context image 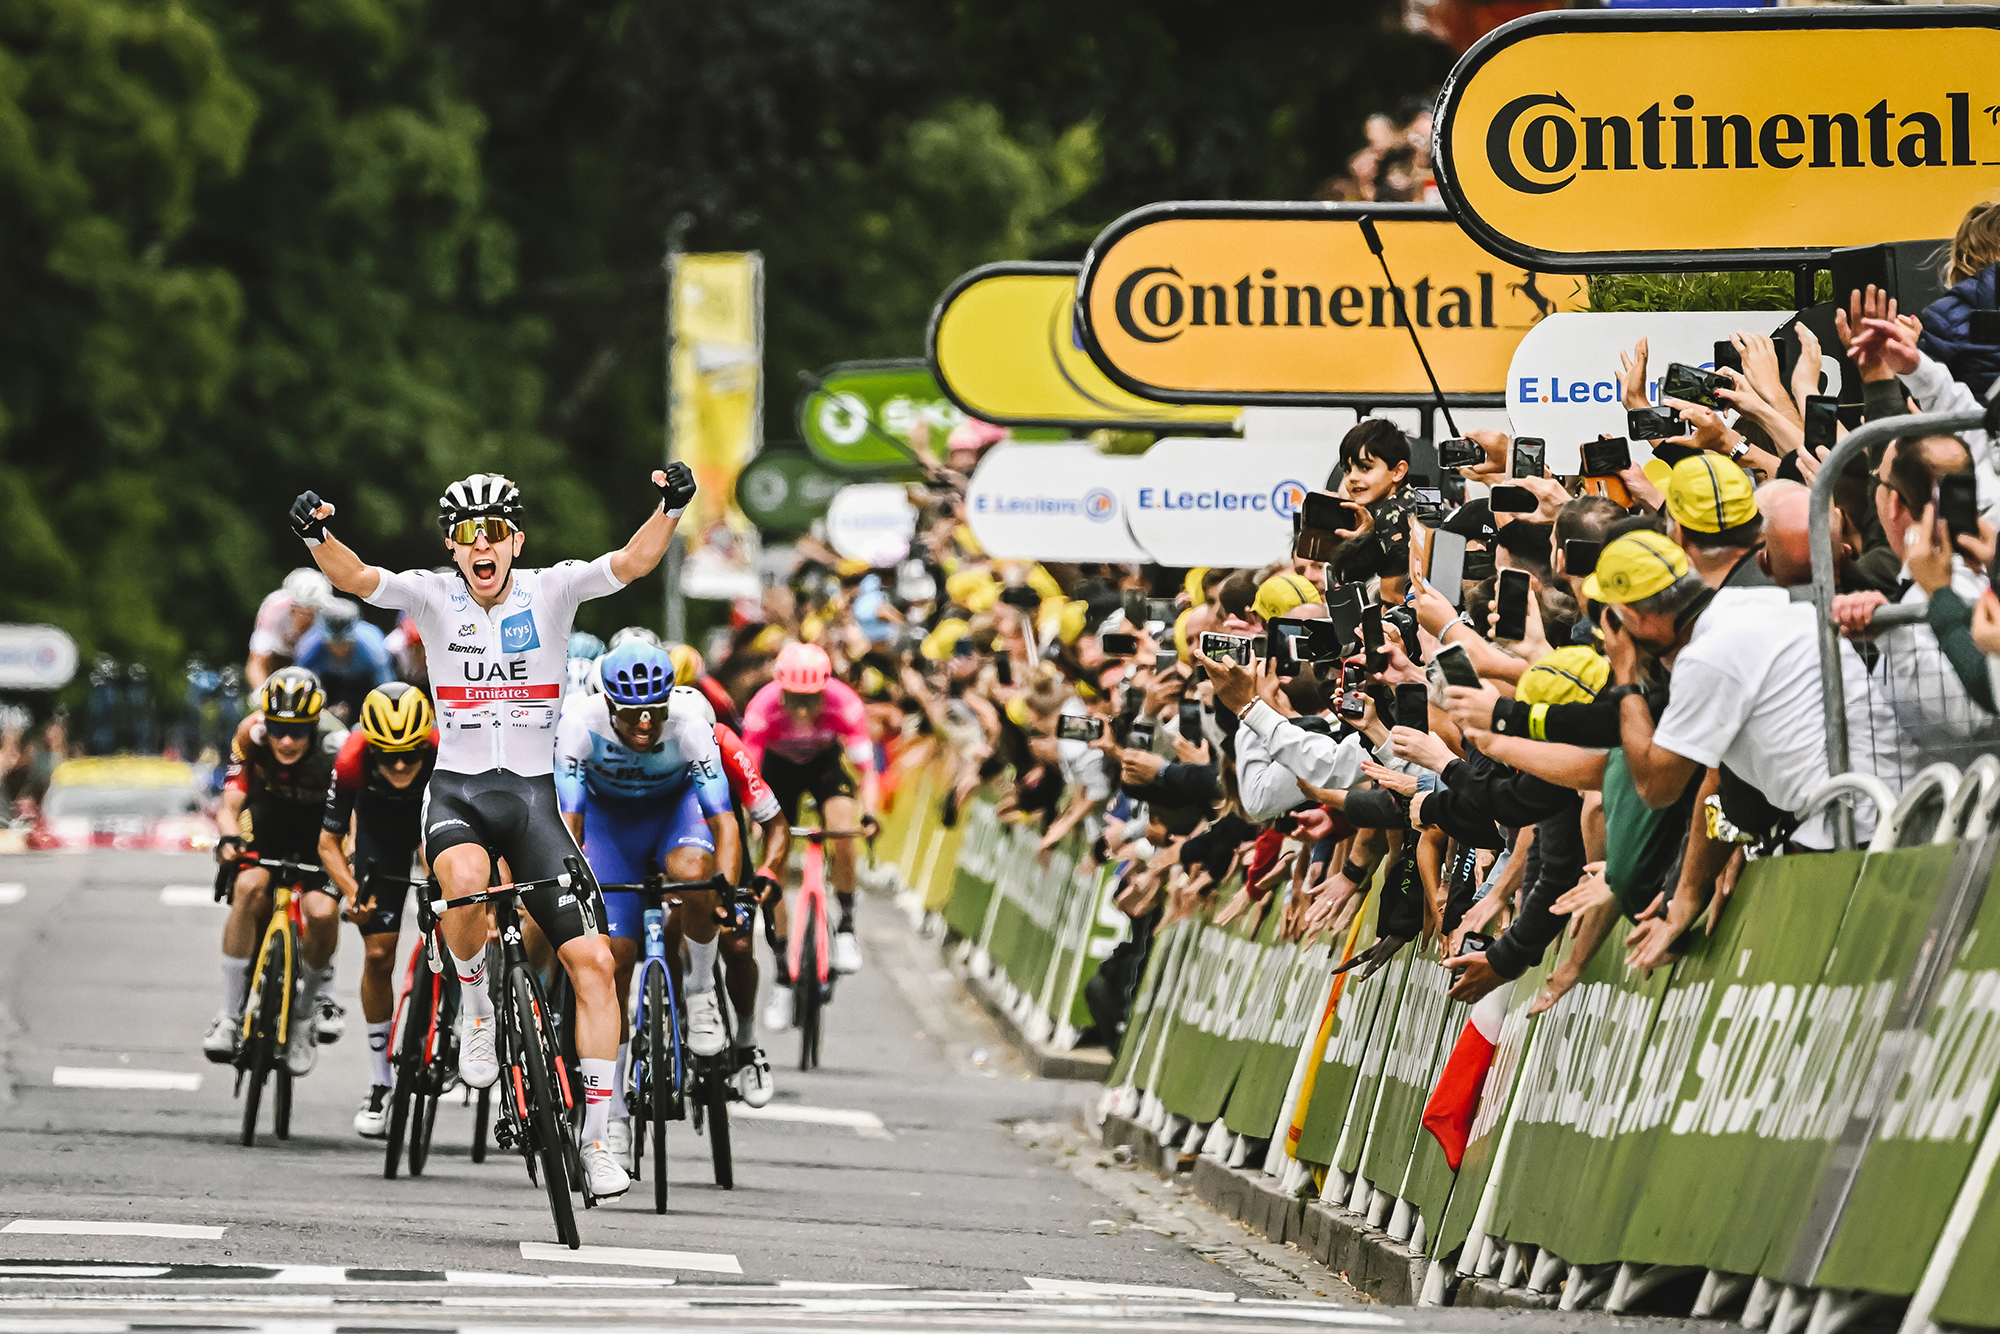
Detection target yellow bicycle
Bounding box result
[215,853,329,1146]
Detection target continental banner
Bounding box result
[1075,202,1583,406]
[1432,7,2000,270]
[927,264,1240,431]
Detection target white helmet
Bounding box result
[608,626,664,651]
[565,655,596,696]
[669,684,715,727]
[283,567,332,611]
[438,473,523,533]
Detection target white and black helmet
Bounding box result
[437,473,524,535]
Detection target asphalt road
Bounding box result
[0,852,1725,1334]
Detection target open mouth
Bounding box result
[472,558,497,581]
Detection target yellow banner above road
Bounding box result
[1076,203,1582,405]
[927,264,1238,431]
[1433,7,2000,270]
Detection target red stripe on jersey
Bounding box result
[432,684,563,705]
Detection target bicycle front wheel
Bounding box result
[796,927,822,1073]
[384,965,434,1180]
[410,1084,437,1176]
[471,1086,490,1163]
[645,965,670,1214]
[240,942,288,1147]
[274,1067,293,1140]
[705,1062,733,1189]
[510,969,579,1248]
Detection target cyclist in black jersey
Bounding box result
[319,683,439,1138]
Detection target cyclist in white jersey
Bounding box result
[287,466,696,1201]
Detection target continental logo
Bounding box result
[1485,90,1978,196]
[1113,267,1508,342]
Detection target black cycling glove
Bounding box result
[657,462,697,515]
[290,491,333,545]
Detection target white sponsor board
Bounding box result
[1506,311,1845,474]
[964,444,1152,562]
[1121,437,1323,568]
[0,624,77,690]
[824,483,917,567]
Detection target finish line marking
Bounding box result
[731,1103,888,1136]
[159,886,211,907]
[519,1243,740,1274]
[51,1068,201,1092]
[3,1221,225,1240]
[0,886,23,906]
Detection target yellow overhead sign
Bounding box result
[927,264,1238,431]
[1433,7,2000,270]
[1076,203,1582,405]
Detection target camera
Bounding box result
[1439,437,1485,470]
[1383,604,1422,666]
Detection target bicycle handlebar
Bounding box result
[425,868,577,917]
[213,853,327,903]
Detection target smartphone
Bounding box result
[1179,697,1205,740]
[1973,310,2000,345]
[1712,340,1744,376]
[995,655,1013,687]
[1056,714,1103,742]
[1361,604,1386,672]
[1628,406,1681,441]
[1491,484,1540,514]
[1100,632,1139,657]
[1154,648,1177,672]
[1199,631,1240,664]
[1457,932,1494,957]
[1267,621,1300,679]
[1429,530,1467,607]
[1939,473,1979,543]
[1463,545,1496,581]
[1326,582,1365,654]
[1804,395,1840,455]
[1301,492,1362,533]
[1435,642,1481,689]
[1384,605,1423,668]
[1127,722,1155,750]
[1493,568,1532,642]
[1393,682,1431,731]
[1663,361,1724,411]
[1439,436,1485,470]
[1336,689,1368,719]
[1581,436,1632,478]
[1564,538,1602,578]
[1511,437,1546,480]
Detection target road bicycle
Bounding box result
[366,866,487,1180]
[420,857,599,1249]
[785,826,870,1072]
[601,872,737,1212]
[214,853,329,1148]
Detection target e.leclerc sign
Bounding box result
[964,444,1152,563]
[1432,6,2000,271]
[1121,437,1317,568]
[1076,202,1583,406]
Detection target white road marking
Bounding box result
[731,1103,886,1133]
[0,1265,171,1278]
[0,885,24,905]
[518,1243,740,1274]
[2,1220,224,1240]
[158,886,211,907]
[445,1271,678,1287]
[1023,1276,1235,1301]
[51,1068,201,1092]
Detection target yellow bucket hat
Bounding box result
[921,617,972,662]
[1581,530,1690,605]
[1666,455,1758,535]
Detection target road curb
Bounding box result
[938,936,1113,1083]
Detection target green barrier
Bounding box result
[1358,944,1455,1201]
[1223,937,1335,1140]
[1338,950,1414,1177]
[1292,896,1391,1166]
[1437,955,1557,1262]
[1156,907,1271,1122]
[1107,918,1185,1088]
[942,798,1002,942]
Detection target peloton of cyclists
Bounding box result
[741,642,878,1029]
[287,464,696,1200]
[317,682,439,1138]
[204,667,350,1074]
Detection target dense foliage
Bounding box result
[0,0,1450,691]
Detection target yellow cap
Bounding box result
[1581,530,1690,605]
[1173,608,1195,662]
[921,617,972,662]
[1666,455,1759,534]
[1183,567,1211,603]
[945,569,1000,614]
[1026,563,1063,602]
[1641,457,1673,493]
[1518,647,1610,706]
[835,557,871,578]
[1253,572,1322,621]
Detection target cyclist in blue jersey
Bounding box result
[554,639,739,1160]
[295,599,396,722]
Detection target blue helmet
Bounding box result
[599,640,674,707]
[567,631,606,661]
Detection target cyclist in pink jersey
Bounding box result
[742,643,877,992]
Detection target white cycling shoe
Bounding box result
[315,996,347,1044]
[735,1050,774,1108]
[203,1014,240,1065]
[763,987,794,1033]
[605,1116,632,1160]
[580,1140,631,1199]
[285,1013,319,1077]
[687,991,727,1057]
[832,928,863,975]
[458,1014,500,1089]
[355,1085,390,1138]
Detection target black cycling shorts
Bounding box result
[760,746,857,822]
[421,769,604,951]
[351,820,424,938]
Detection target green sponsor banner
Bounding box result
[1292,896,1390,1165]
[1224,936,1335,1139]
[1359,944,1455,1193]
[1437,956,1557,1260]
[1614,849,1871,1269]
[798,361,943,475]
[1123,921,1201,1094]
[1157,908,1272,1122]
[1340,950,1414,1176]
[1819,849,2000,1295]
[735,446,849,533]
[942,799,1003,941]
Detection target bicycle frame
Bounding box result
[786,840,831,988]
[236,856,326,1049]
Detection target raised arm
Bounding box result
[290,492,382,600]
[607,464,697,586]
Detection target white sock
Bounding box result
[451,949,493,1020]
[367,1020,393,1087]
[581,1057,616,1143]
[221,956,252,1020]
[686,937,718,995]
[610,1043,630,1120]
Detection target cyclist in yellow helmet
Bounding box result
[318,682,439,1137]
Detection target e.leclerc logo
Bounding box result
[972,488,1120,522]
[1082,489,1116,523]
[1136,478,1307,518]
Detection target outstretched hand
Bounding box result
[656,462,698,513]
[290,491,335,545]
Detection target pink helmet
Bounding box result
[772,642,831,695]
